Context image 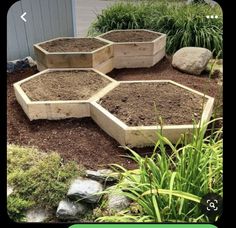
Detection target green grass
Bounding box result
[96,119,223,222]
[88,1,222,57]
[7,145,84,222]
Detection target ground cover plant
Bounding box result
[7,145,84,221]
[95,118,223,222]
[88,1,222,56]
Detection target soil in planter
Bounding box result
[100,82,207,126]
[101,30,160,42]
[21,70,110,101]
[39,38,107,52]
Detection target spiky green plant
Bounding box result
[96,118,223,222]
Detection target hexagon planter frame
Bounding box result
[97,29,167,69]
[34,37,114,74]
[13,68,118,121]
[90,80,214,147]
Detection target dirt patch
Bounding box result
[101,30,159,42]
[100,82,206,126]
[7,57,222,169]
[21,70,110,101]
[39,38,107,52]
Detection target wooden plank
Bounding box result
[94,58,114,74]
[114,55,154,68]
[90,102,127,145]
[92,44,114,66]
[36,61,47,71]
[113,42,154,57]
[153,34,167,55]
[152,47,166,65]
[34,46,48,66]
[125,127,193,147]
[47,53,93,68]
[28,102,90,120]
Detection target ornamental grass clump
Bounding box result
[96,118,223,222]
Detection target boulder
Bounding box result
[26,208,50,222]
[107,190,131,212]
[172,47,212,75]
[85,169,118,183]
[67,178,103,203]
[56,199,88,221]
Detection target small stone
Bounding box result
[56,199,88,220]
[107,190,131,212]
[172,47,212,75]
[67,178,103,203]
[85,169,118,183]
[26,208,50,222]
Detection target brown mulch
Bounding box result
[101,30,160,42]
[39,38,107,52]
[7,57,222,169]
[21,70,110,101]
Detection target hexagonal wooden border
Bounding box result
[97,29,167,68]
[90,80,214,147]
[13,68,118,121]
[34,37,114,73]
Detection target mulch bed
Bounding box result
[101,30,160,42]
[21,70,110,101]
[100,82,206,126]
[39,38,107,52]
[7,57,222,169]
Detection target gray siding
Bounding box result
[7,0,74,61]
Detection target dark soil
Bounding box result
[100,82,206,126]
[101,30,160,42]
[21,70,110,101]
[39,38,107,52]
[7,57,222,169]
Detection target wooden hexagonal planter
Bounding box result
[34,37,114,74]
[97,29,166,69]
[90,80,214,147]
[13,68,118,121]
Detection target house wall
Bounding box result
[7,0,74,61]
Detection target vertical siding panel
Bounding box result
[8,1,29,60]
[7,10,20,60]
[7,0,74,61]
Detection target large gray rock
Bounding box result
[26,208,50,222]
[67,178,103,203]
[172,47,212,75]
[107,190,131,212]
[85,169,118,183]
[56,199,88,220]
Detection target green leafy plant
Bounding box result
[7,145,83,221]
[96,118,223,222]
[88,1,222,57]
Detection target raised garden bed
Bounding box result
[34,37,114,74]
[98,29,166,69]
[90,80,214,147]
[13,68,117,120]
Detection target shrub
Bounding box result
[88,1,222,57]
[96,119,223,222]
[7,145,83,221]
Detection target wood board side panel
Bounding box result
[92,45,114,67]
[94,58,114,74]
[153,35,166,55]
[28,102,90,120]
[90,103,126,146]
[125,127,193,148]
[113,42,154,57]
[47,53,93,68]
